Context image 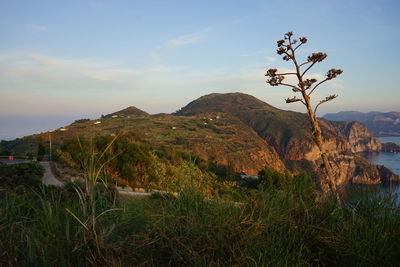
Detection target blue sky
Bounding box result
[0,0,399,139]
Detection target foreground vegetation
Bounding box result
[55,133,239,196]
[1,161,399,266]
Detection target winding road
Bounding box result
[40,161,64,187]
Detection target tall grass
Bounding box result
[64,135,121,265]
[1,166,399,266]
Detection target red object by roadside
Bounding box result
[8,156,14,161]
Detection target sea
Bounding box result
[365,136,400,176]
[357,136,400,201]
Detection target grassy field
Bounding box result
[1,163,399,266]
[0,112,284,174]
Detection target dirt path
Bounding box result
[39,162,166,198]
[40,161,64,187]
[117,188,153,198]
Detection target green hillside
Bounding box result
[1,104,285,174]
[1,92,396,186]
[176,92,345,160]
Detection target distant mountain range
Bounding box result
[1,93,399,185]
[323,111,400,136]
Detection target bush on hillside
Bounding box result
[0,162,44,189]
[55,134,237,195]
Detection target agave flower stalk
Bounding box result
[265,32,343,202]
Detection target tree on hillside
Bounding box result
[265,32,343,201]
[37,138,46,161]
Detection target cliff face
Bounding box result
[176,93,399,186]
[381,142,400,152]
[332,121,382,153]
[322,154,381,185]
[376,165,400,184]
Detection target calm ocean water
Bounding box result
[360,136,400,199]
[376,136,400,146]
[366,136,400,175]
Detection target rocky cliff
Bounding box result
[381,142,400,152]
[332,121,382,153]
[176,93,399,186]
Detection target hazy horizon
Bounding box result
[1,96,399,141]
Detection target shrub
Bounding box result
[0,162,44,189]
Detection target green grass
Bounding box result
[1,176,399,266]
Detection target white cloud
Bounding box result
[166,30,207,49]
[0,52,345,116]
[0,53,196,114]
[0,53,264,114]
[146,65,184,73]
[28,53,118,69]
[151,27,209,62]
[265,56,276,63]
[330,79,345,90]
[25,24,48,33]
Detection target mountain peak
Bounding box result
[174,92,276,116]
[104,106,149,118]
